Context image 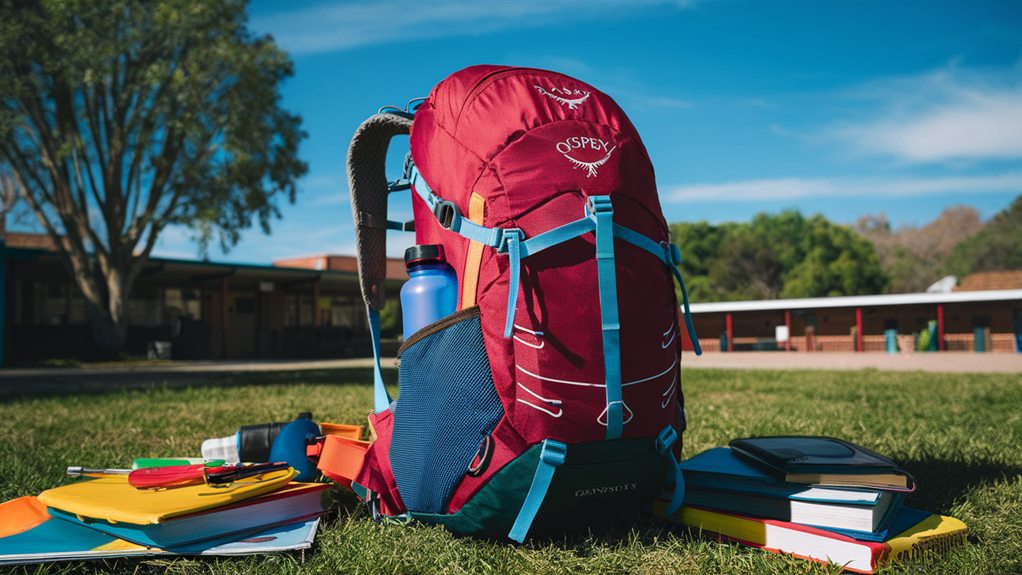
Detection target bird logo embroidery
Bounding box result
[534,85,591,110]
[564,146,616,178]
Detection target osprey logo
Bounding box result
[535,85,591,110]
[556,136,616,178]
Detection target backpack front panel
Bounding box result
[398,65,685,521]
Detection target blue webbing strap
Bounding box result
[508,440,567,543]
[410,166,503,248]
[590,196,624,441]
[519,216,595,257]
[502,230,523,338]
[613,224,703,356]
[655,426,685,518]
[368,306,391,413]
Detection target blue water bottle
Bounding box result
[401,244,458,338]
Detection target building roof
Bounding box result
[1,232,408,283]
[688,289,1022,314]
[273,254,408,280]
[956,270,1022,292]
[2,232,58,251]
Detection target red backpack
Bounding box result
[326,65,701,541]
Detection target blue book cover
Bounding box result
[681,448,905,537]
[682,447,887,505]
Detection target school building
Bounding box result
[687,273,1022,353]
[3,231,1022,365]
[0,232,407,366]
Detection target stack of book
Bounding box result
[0,465,331,566]
[663,437,967,574]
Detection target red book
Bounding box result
[657,504,967,573]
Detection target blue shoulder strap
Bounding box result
[368,306,391,413]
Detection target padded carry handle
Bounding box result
[346,112,413,310]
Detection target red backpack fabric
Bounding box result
[337,65,700,542]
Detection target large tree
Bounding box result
[0,0,306,355]
[855,206,983,293]
[670,211,888,302]
[944,195,1022,276]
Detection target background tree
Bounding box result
[0,0,307,355]
[670,211,887,302]
[945,195,1022,276]
[0,171,17,235]
[855,206,983,293]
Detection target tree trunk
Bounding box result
[87,302,127,359]
[82,265,132,359]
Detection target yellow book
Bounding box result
[881,512,968,564]
[656,503,966,574]
[38,468,296,525]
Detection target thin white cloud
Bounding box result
[827,64,1022,164]
[253,0,695,55]
[310,193,348,207]
[667,173,1022,203]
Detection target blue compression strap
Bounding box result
[503,230,523,338]
[614,224,702,356]
[590,196,624,440]
[508,440,567,543]
[368,306,391,413]
[519,216,595,257]
[656,426,685,517]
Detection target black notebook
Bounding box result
[728,436,915,492]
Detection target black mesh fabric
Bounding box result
[346,112,412,310]
[391,311,503,513]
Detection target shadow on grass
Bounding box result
[0,367,397,404]
[521,457,1022,548]
[901,457,1022,513]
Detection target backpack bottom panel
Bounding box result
[411,435,669,540]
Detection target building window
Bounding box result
[324,296,360,328]
[128,287,163,327]
[34,283,68,325]
[299,294,314,326]
[285,294,297,326]
[284,294,314,327]
[165,288,202,321]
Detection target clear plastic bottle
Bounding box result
[401,244,458,338]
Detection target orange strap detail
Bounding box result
[316,435,371,488]
[461,193,486,308]
[320,422,364,440]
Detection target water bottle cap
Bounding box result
[405,244,445,266]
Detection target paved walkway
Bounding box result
[685,351,1022,373]
[0,358,381,396]
[1,353,1017,394]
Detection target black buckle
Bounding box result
[433,200,459,230]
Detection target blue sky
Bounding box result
[153,0,1022,263]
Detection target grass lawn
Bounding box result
[1,367,1020,574]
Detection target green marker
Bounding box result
[131,458,226,470]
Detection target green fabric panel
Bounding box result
[411,436,670,539]
[412,444,542,537]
